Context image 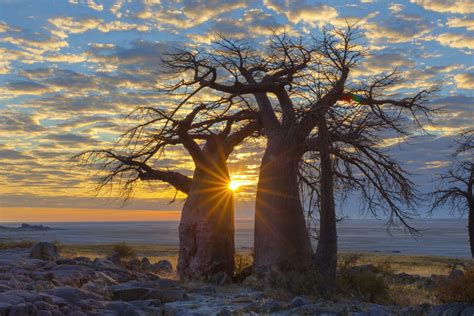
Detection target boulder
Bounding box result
[151,260,173,274]
[289,296,312,308]
[73,257,93,265]
[259,299,282,313]
[400,303,431,316]
[108,252,122,265]
[128,258,142,271]
[49,286,104,305]
[143,288,188,303]
[0,303,12,315]
[209,271,232,286]
[112,287,151,301]
[429,303,471,316]
[291,304,342,315]
[368,304,392,316]
[141,257,151,271]
[8,303,32,316]
[30,242,60,261]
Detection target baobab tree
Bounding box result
[299,71,435,285]
[430,129,474,257]
[162,27,435,276]
[76,98,260,279]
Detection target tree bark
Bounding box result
[313,117,338,287]
[177,138,235,279]
[253,140,312,273]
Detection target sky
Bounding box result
[0,0,473,222]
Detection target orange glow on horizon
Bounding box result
[0,207,182,223]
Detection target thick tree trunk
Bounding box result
[313,118,337,287]
[253,140,312,273]
[177,139,235,279]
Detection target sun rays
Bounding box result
[228,180,241,191]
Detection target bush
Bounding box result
[435,268,474,303]
[338,270,390,303]
[112,243,136,260]
[267,268,323,296]
[337,254,390,303]
[235,253,253,275]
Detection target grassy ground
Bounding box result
[59,243,180,268]
[339,252,469,277]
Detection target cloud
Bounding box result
[454,73,474,89]
[48,17,150,39]
[447,17,474,31]
[0,111,45,133]
[88,40,173,76]
[3,81,53,96]
[43,133,99,145]
[188,8,287,44]
[410,0,474,14]
[69,0,104,11]
[388,3,405,13]
[45,53,89,63]
[87,0,103,11]
[1,32,68,54]
[264,0,338,27]
[435,33,474,49]
[425,95,474,136]
[136,0,248,29]
[364,16,431,44]
[110,0,125,18]
[356,52,416,74]
[0,149,33,160]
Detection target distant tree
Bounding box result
[430,130,474,257]
[75,98,260,279]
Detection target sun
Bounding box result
[228,180,240,191]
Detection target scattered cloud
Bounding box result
[410,0,474,14]
[264,0,338,27]
[446,17,474,31]
[435,33,474,49]
[49,17,150,39]
[454,73,474,89]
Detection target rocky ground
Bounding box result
[0,242,472,316]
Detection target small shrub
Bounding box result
[112,243,136,260]
[235,253,253,275]
[337,254,390,303]
[435,268,474,303]
[267,268,323,296]
[338,270,390,303]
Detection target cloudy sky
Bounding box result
[0,0,472,222]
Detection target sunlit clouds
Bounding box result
[0,0,473,220]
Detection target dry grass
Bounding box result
[0,239,36,250]
[340,252,467,276]
[435,267,474,303]
[59,243,179,266]
[389,283,434,306]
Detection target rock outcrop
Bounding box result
[30,242,60,261]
